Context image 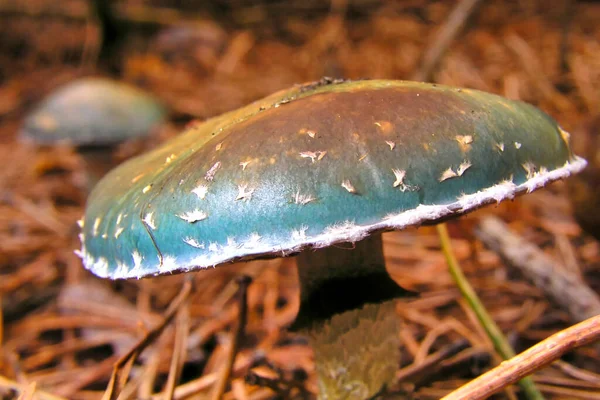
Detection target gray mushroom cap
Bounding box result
[21,78,166,146]
[77,79,586,279]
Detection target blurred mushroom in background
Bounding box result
[20,77,167,189]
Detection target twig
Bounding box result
[210,275,252,400]
[456,298,518,400]
[163,297,190,400]
[117,335,169,399]
[412,0,484,82]
[532,384,600,399]
[436,223,545,400]
[55,355,119,397]
[553,360,600,384]
[102,279,193,400]
[475,215,600,322]
[441,315,600,400]
[533,374,600,390]
[395,339,470,383]
[149,352,259,400]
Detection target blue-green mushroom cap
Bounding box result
[21,78,166,146]
[77,79,586,279]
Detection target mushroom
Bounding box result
[77,79,586,399]
[20,77,167,187]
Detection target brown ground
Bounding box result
[0,1,599,399]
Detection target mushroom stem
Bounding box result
[294,234,408,399]
[306,300,399,400]
[77,146,117,190]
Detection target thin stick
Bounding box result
[396,339,469,383]
[475,216,600,322]
[442,315,600,400]
[412,0,484,82]
[436,223,544,400]
[163,298,190,400]
[102,279,193,400]
[210,275,252,400]
[553,360,600,384]
[56,354,119,398]
[149,353,258,400]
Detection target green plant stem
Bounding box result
[436,223,545,400]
